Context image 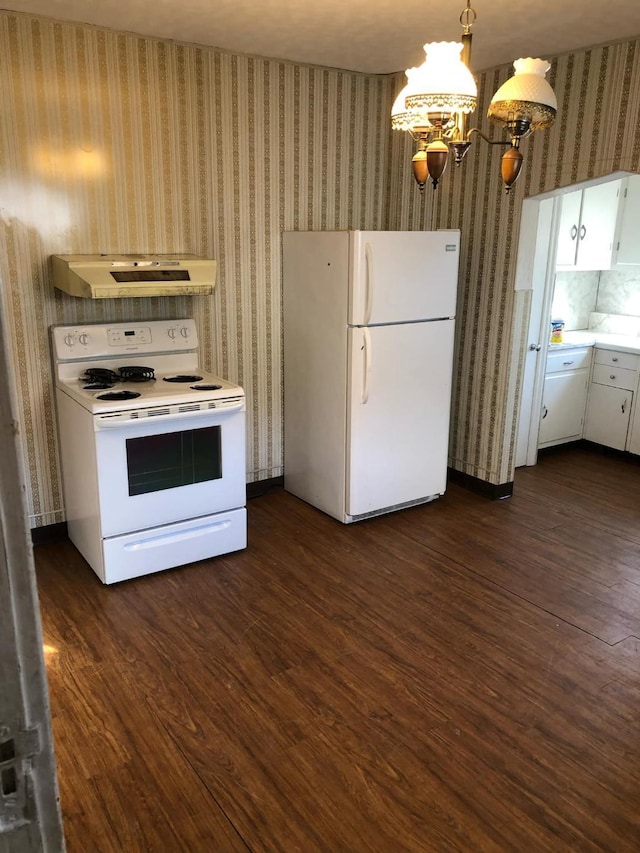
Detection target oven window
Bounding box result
[126,426,222,496]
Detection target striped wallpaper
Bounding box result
[0,12,393,527]
[0,9,639,527]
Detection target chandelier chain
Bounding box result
[460,1,477,34]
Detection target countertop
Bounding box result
[548,330,640,355]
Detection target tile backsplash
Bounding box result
[552,269,640,332]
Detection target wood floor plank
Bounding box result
[34,444,640,851]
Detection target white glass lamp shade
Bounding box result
[488,57,557,129]
[391,66,433,131]
[404,42,478,117]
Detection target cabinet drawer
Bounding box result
[591,363,637,390]
[594,348,640,371]
[545,348,592,374]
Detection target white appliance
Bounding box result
[51,254,216,298]
[283,229,459,523]
[51,319,246,584]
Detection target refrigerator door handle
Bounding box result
[362,327,371,404]
[364,242,373,325]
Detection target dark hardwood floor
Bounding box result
[34,445,640,852]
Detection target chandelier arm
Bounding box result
[464,127,513,147]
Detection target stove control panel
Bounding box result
[51,319,198,360]
[107,326,151,346]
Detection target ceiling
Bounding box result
[3,0,640,74]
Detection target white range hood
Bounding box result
[51,254,216,298]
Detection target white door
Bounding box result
[515,196,558,467]
[349,231,459,325]
[346,319,455,517]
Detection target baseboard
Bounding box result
[539,439,640,465]
[447,467,514,500]
[247,476,284,499]
[31,522,68,546]
[537,439,583,458]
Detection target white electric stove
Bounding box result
[51,319,247,584]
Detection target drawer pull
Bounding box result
[610,374,616,380]
[542,405,548,420]
[622,399,628,414]
[562,360,574,365]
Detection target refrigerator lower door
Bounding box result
[346,319,455,519]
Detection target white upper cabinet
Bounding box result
[612,174,640,267]
[556,180,622,271]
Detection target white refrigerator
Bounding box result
[282,229,460,523]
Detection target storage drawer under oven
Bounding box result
[102,508,247,584]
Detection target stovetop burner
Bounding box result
[191,383,222,391]
[84,382,116,390]
[96,390,142,401]
[118,365,156,383]
[163,374,203,383]
[84,367,119,384]
[81,366,156,385]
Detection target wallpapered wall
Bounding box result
[0,12,398,527]
[385,38,640,484]
[1,9,640,528]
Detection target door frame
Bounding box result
[0,302,65,849]
[514,171,633,468]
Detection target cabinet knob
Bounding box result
[580,224,586,240]
[570,224,578,240]
[612,356,619,362]
[610,374,616,380]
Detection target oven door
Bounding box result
[93,401,246,537]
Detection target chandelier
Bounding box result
[391,1,557,193]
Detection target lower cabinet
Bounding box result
[538,345,640,454]
[538,348,592,448]
[629,397,640,455]
[584,383,633,450]
[584,348,639,451]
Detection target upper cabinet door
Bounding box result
[556,190,582,267]
[577,181,622,270]
[556,181,622,271]
[348,230,459,325]
[613,175,640,266]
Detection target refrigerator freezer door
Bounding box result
[349,231,459,325]
[346,319,455,518]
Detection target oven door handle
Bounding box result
[94,399,245,429]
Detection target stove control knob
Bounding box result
[63,333,75,348]
[168,327,176,340]
[180,326,190,338]
[79,333,90,346]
